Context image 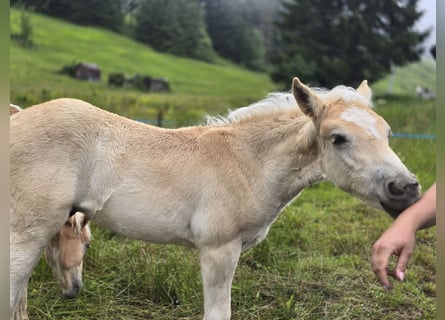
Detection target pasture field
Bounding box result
[11,8,435,320]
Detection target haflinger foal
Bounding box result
[10,77,420,320]
[10,104,91,320]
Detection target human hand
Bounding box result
[371,220,416,289]
[371,182,436,289]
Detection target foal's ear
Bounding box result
[356,80,372,102]
[292,77,324,120]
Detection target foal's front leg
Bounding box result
[13,287,28,320]
[199,239,242,320]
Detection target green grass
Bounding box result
[11,8,435,320]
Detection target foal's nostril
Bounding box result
[382,178,420,217]
[387,181,404,197]
[405,182,420,195]
[386,179,420,200]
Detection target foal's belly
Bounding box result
[93,205,196,248]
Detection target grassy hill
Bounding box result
[372,59,436,96]
[10,8,276,125]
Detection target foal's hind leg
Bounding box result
[199,240,242,320]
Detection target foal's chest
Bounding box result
[240,220,276,251]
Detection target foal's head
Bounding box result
[45,212,91,298]
[292,77,420,218]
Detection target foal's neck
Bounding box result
[236,115,325,208]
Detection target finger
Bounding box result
[374,269,387,285]
[386,268,403,281]
[395,251,411,281]
[388,268,404,281]
[371,246,392,288]
[372,259,392,288]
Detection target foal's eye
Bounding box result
[330,134,347,146]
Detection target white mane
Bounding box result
[207,85,372,125]
[69,212,88,235]
[207,92,296,125]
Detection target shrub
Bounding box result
[59,60,79,78]
[11,6,34,47]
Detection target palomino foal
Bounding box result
[10,104,91,320]
[10,78,419,320]
[44,212,91,298]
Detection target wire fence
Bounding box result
[391,132,436,140]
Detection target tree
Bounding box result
[233,0,282,67]
[17,4,34,47]
[12,0,124,32]
[134,0,216,62]
[68,0,123,32]
[201,0,267,70]
[270,0,430,88]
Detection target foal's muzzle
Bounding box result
[62,279,82,298]
[380,176,420,218]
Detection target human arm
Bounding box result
[371,182,436,289]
